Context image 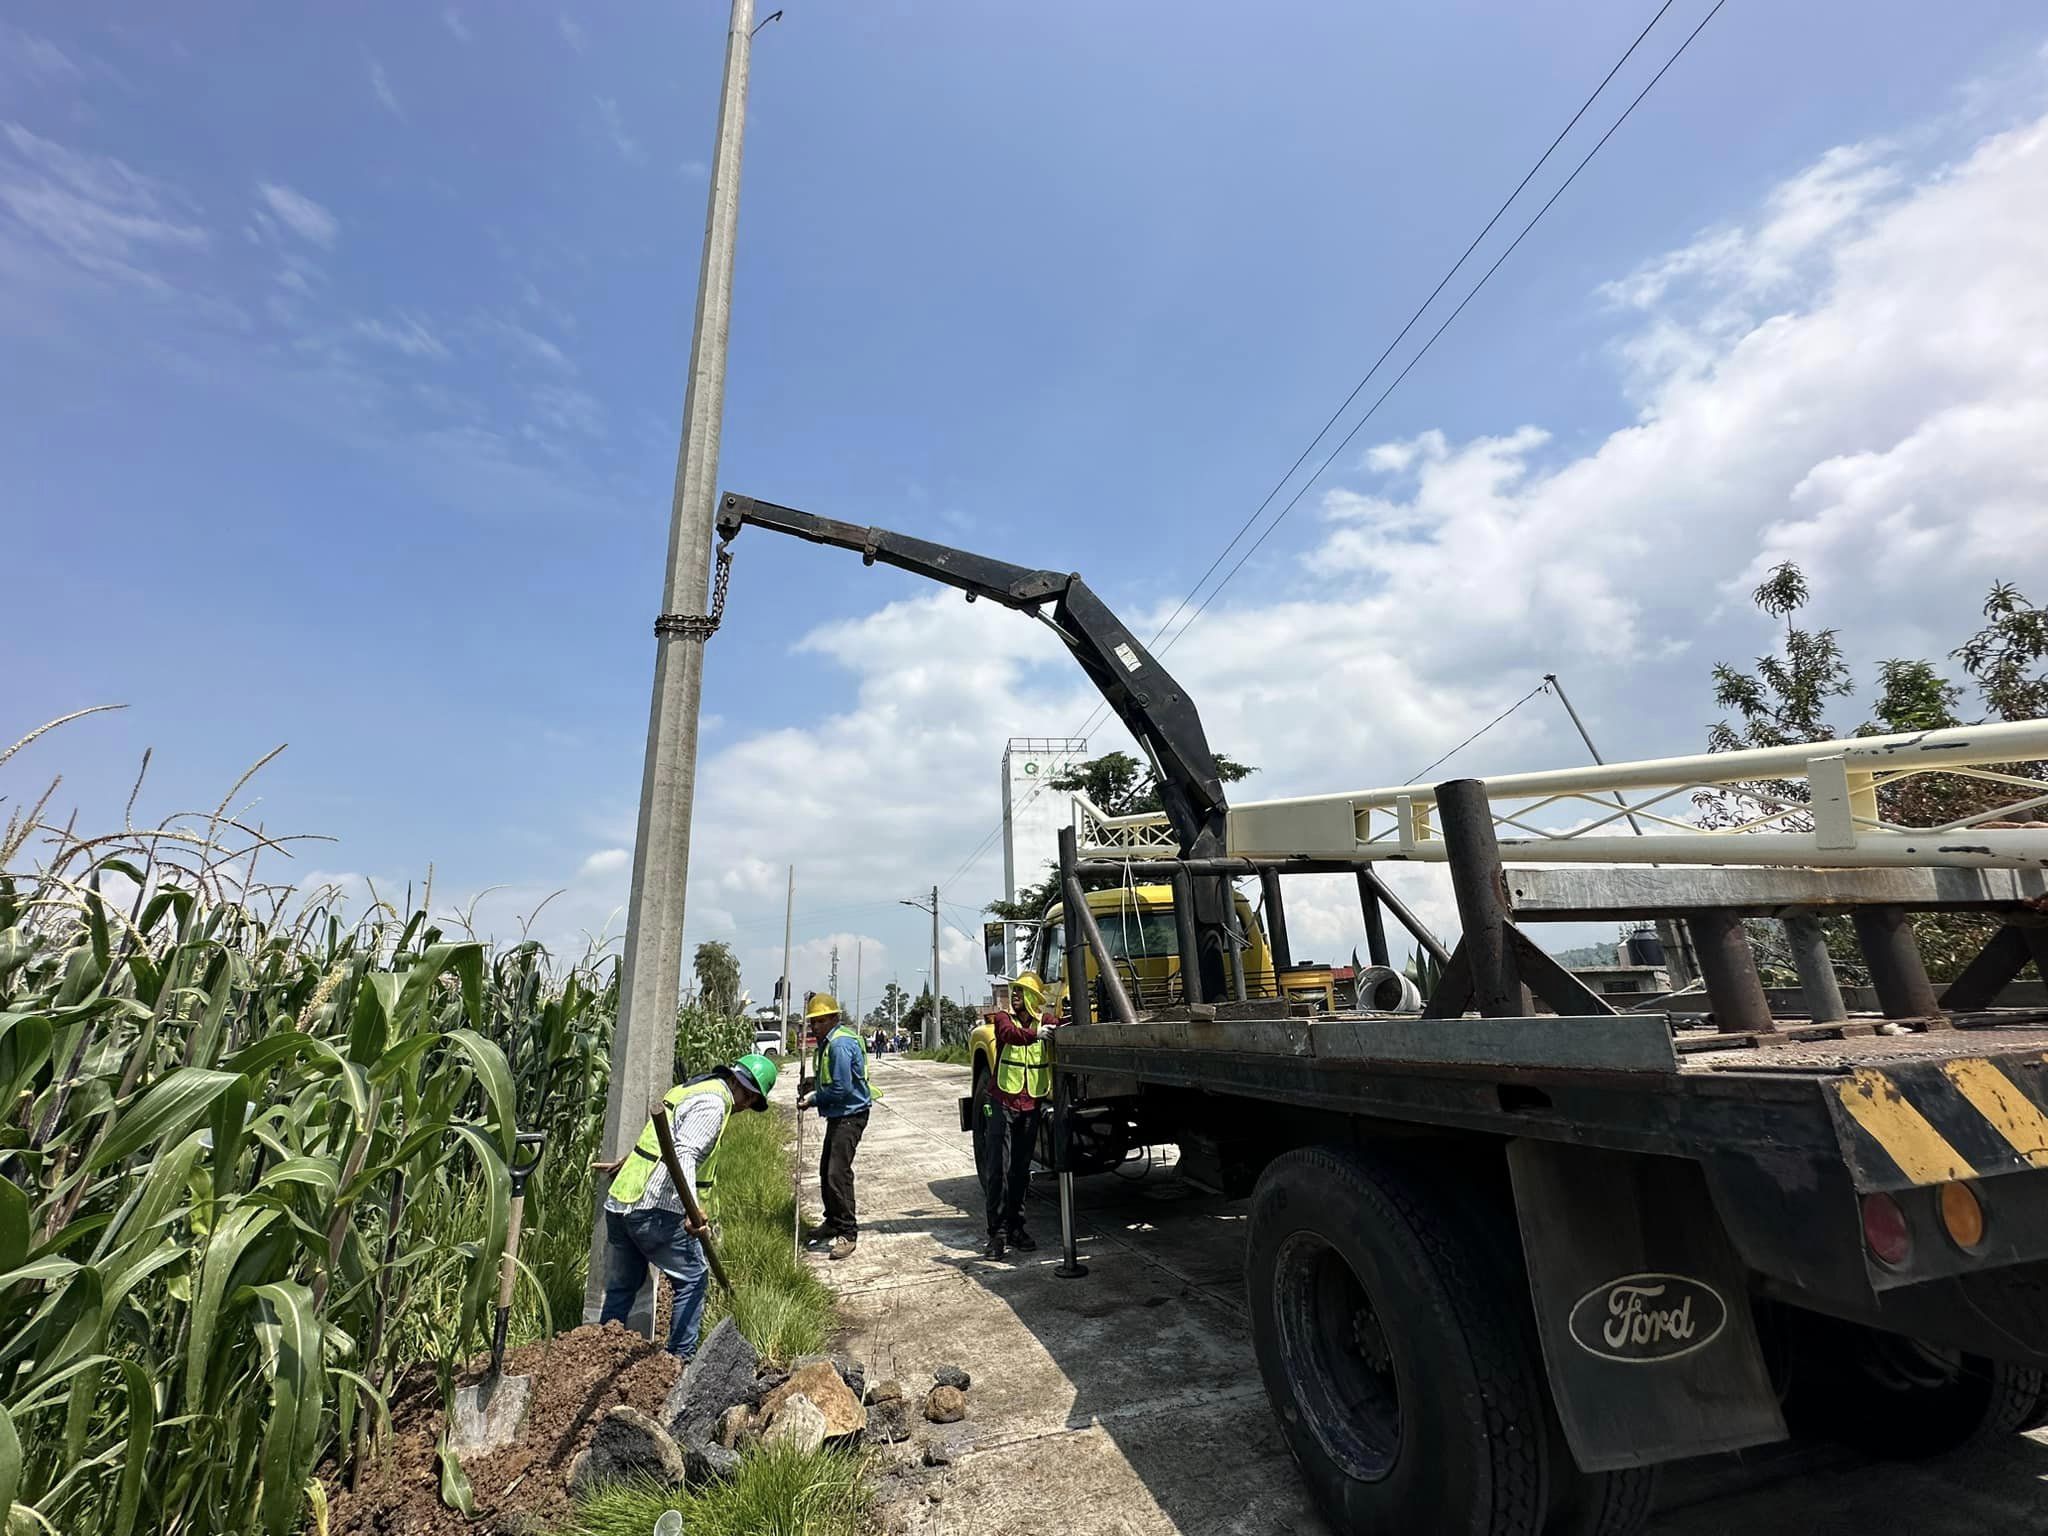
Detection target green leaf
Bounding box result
[185,1205,280,1416]
[348,970,396,1065]
[442,1030,516,1157]
[0,1178,27,1276]
[0,1402,19,1523]
[436,1431,475,1515]
[113,1359,153,1536]
[88,1069,248,1174]
[248,1280,323,1536]
[447,1122,509,1346]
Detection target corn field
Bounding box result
[0,717,619,1535]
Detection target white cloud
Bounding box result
[1,24,80,83]
[489,317,572,371]
[352,312,449,360]
[595,97,642,163]
[558,15,588,52]
[443,9,473,43]
[0,122,207,292]
[256,182,337,248]
[578,847,629,878]
[368,58,404,121]
[626,92,2048,1000]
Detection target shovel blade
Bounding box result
[450,1371,535,1456]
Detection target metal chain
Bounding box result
[654,539,734,641]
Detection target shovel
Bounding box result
[649,1097,733,1294]
[451,1131,547,1455]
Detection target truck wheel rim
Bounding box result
[1274,1232,1401,1481]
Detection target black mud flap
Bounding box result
[1509,1140,1786,1471]
[957,1096,974,1134]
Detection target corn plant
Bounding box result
[0,716,616,1535]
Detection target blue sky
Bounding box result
[7,4,2048,1005]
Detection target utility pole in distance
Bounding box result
[780,864,794,1046]
[584,0,759,1325]
[899,887,942,1050]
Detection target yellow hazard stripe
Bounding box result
[1940,1057,2048,1169]
[1832,1067,1975,1185]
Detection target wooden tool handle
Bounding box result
[648,1098,733,1294]
[497,1192,525,1309]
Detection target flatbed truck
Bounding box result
[714,490,2048,1536]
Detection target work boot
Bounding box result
[982,1231,1007,1261]
[1006,1226,1038,1252]
[803,1223,836,1247]
[829,1236,858,1261]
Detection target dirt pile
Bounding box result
[328,1323,682,1536]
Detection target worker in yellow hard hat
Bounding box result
[796,992,877,1260]
[982,970,1055,1261]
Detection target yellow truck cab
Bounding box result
[966,883,1276,1172]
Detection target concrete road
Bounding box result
[807,1056,2048,1536]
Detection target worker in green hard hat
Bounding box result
[594,1052,778,1358]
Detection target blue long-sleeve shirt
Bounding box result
[811,1030,873,1118]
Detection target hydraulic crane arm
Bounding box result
[716,492,1230,865]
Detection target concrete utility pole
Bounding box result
[585,0,759,1324]
[780,864,794,1043]
[853,941,862,1031]
[930,885,941,1050]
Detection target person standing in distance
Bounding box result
[982,970,1054,1261]
[798,993,876,1260]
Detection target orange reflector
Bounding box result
[1939,1181,1986,1250]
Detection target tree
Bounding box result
[1703,565,2047,980]
[693,939,742,1018]
[986,749,1256,922]
[864,980,910,1034]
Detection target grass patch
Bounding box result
[558,1446,872,1536]
[906,1043,971,1065]
[701,1104,837,1361]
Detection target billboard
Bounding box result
[998,736,1086,973]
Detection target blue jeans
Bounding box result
[600,1207,709,1359]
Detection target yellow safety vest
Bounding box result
[607,1075,733,1206]
[996,1029,1050,1101]
[816,1024,882,1100]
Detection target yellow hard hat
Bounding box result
[805,993,842,1023]
[1011,971,1045,1015]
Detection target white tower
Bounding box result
[1001,736,1088,906]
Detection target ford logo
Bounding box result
[1567,1273,1727,1363]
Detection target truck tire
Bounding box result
[1544,1445,1656,1536]
[969,1066,996,1192]
[1244,1145,1550,1536]
[1802,1325,2045,1458]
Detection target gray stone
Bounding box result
[663,1317,760,1448]
[922,1439,953,1468]
[924,1384,966,1424]
[839,1357,866,1402]
[762,1392,828,1454]
[685,1441,741,1487]
[566,1405,686,1496]
[867,1397,913,1444]
[933,1364,971,1391]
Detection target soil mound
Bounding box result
[329,1323,682,1536]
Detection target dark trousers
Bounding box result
[819,1110,868,1238]
[985,1103,1040,1236]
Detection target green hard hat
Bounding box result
[732,1053,778,1109]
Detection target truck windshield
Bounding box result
[1096,908,1181,961]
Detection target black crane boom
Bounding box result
[715,491,1236,1001]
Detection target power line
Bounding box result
[934,0,1721,898]
[1155,0,1729,657]
[1405,680,1551,784]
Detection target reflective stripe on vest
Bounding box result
[816,1024,881,1100]
[607,1075,733,1206]
[996,1031,1050,1100]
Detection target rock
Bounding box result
[867,1397,913,1444]
[685,1441,742,1487]
[756,1367,789,1396]
[924,1385,967,1424]
[791,1352,864,1401]
[921,1439,954,1467]
[762,1393,828,1454]
[761,1359,867,1441]
[566,1405,686,1496]
[717,1404,754,1450]
[933,1364,971,1391]
[663,1318,760,1447]
[865,1378,904,1406]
